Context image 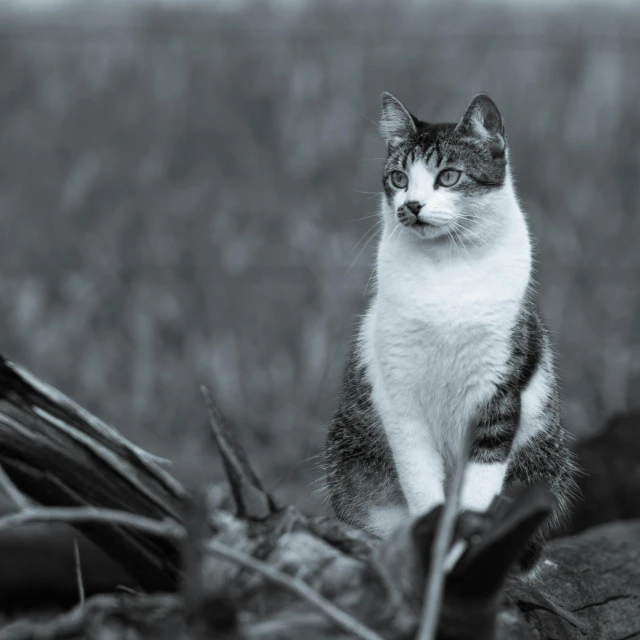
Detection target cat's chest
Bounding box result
[366,261,521,422]
[373,300,512,398]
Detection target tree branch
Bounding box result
[0,507,185,539]
[201,385,274,519]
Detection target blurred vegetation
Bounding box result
[0,0,638,512]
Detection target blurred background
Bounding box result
[0,0,638,514]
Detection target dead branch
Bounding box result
[0,355,186,591]
[0,506,184,539]
[201,385,275,519]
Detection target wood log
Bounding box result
[508,520,640,640]
[0,355,187,593]
[1,354,640,639]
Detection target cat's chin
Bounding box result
[399,218,450,241]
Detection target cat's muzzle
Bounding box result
[397,202,431,228]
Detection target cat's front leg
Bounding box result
[385,418,445,517]
[460,389,520,513]
[460,461,509,513]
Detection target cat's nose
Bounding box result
[404,201,423,216]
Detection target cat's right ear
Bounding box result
[380,92,417,151]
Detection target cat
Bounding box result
[323,92,579,572]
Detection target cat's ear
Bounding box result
[380,92,417,150]
[455,94,505,156]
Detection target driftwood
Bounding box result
[0,355,639,639]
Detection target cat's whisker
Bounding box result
[351,189,384,200]
[444,226,464,263]
[363,233,386,295]
[348,212,381,222]
[456,213,479,223]
[445,229,459,258]
[450,215,490,245]
[364,265,377,296]
[449,220,477,244]
[348,219,383,258]
[358,113,381,129]
[449,226,479,277]
[381,223,402,259]
[393,224,404,260]
[450,226,471,261]
[456,216,484,232]
[346,226,381,276]
[454,221,493,251]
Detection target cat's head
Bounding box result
[379,93,510,242]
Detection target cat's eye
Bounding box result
[390,171,408,189]
[436,169,461,188]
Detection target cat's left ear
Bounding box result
[455,94,506,157]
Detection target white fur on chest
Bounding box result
[360,213,531,460]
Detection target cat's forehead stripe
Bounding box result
[401,139,444,171]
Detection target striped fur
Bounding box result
[323,93,578,573]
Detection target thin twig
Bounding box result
[74,539,85,607]
[0,505,383,640]
[416,417,475,640]
[0,506,185,539]
[205,538,384,640]
[243,612,340,638]
[0,463,30,511]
